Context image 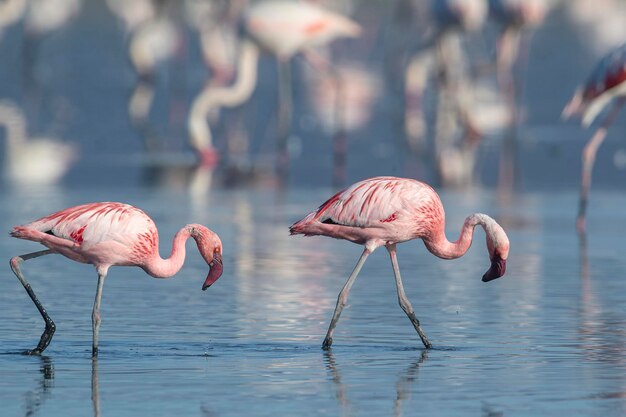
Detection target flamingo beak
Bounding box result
[482,253,506,282]
[202,252,223,290]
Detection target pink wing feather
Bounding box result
[14,202,157,248]
[297,177,437,228]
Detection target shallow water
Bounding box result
[2,187,626,416]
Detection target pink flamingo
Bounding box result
[290,176,510,349]
[187,0,361,170]
[9,202,224,356]
[562,42,626,233]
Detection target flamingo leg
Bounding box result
[322,248,371,350]
[577,98,625,233]
[92,273,106,357]
[276,59,293,182]
[10,250,56,355]
[92,358,100,417]
[387,244,432,349]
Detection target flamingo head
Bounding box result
[187,224,224,290]
[482,221,510,282]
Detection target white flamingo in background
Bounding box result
[127,15,181,136]
[22,0,82,85]
[0,0,27,40]
[488,0,547,194]
[562,42,626,233]
[0,100,76,186]
[404,0,487,186]
[187,0,361,168]
[184,0,243,85]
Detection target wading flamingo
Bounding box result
[9,202,224,356]
[562,42,626,233]
[187,0,361,168]
[290,176,510,349]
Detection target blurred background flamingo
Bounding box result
[563,42,626,233]
[187,0,361,180]
[403,0,487,187]
[0,100,76,186]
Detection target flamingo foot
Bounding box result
[322,337,333,350]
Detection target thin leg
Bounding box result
[92,357,100,417]
[322,248,371,350]
[577,98,625,233]
[387,244,432,349]
[10,250,55,355]
[276,59,293,183]
[92,273,106,356]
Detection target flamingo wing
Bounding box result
[583,43,626,101]
[22,202,156,248]
[313,177,432,227]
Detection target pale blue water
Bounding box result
[2,187,626,416]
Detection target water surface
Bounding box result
[2,187,626,416]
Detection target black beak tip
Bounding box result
[482,256,506,283]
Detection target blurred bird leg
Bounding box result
[577,98,626,234]
[405,51,434,151]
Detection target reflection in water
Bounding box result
[481,402,504,417]
[324,350,428,417]
[392,351,428,417]
[23,356,54,417]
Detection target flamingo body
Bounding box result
[290,176,510,349]
[245,0,361,58]
[291,177,443,245]
[9,202,224,355]
[564,43,626,127]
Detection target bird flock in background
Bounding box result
[2,0,626,354]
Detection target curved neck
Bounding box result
[143,227,194,278]
[188,38,259,150]
[423,213,494,260]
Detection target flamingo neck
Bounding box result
[144,227,194,278]
[423,213,494,260]
[188,38,259,151]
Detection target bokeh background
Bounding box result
[0,0,623,191]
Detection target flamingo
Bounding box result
[404,0,487,186]
[290,176,510,349]
[0,100,76,186]
[488,0,547,193]
[562,42,626,233]
[9,202,224,356]
[187,0,361,167]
